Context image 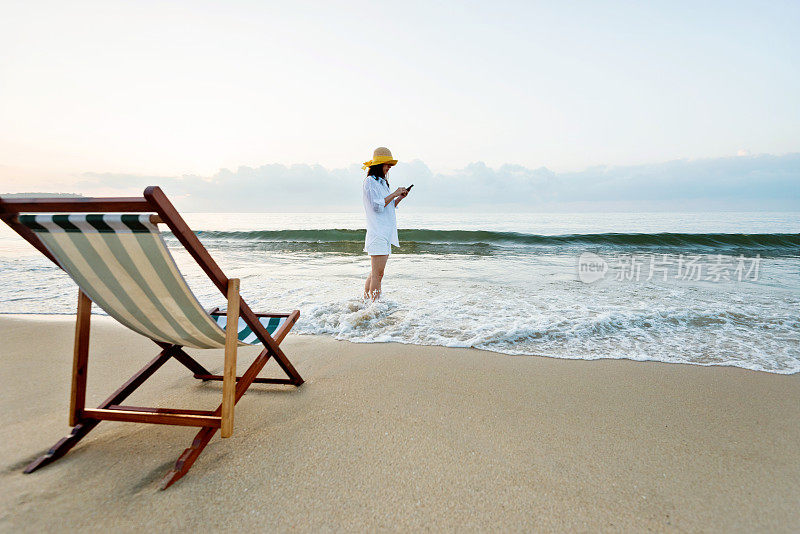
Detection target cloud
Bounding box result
[76,154,800,212]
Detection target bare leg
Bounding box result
[365,254,389,301]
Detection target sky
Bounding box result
[1,1,799,210]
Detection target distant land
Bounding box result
[1,193,85,198]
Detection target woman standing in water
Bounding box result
[362,147,409,300]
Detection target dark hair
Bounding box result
[367,164,389,186]
[367,164,385,178]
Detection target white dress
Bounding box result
[362,176,399,255]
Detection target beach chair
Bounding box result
[0,186,304,489]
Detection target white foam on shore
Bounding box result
[291,293,800,374]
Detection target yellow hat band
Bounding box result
[361,156,398,170]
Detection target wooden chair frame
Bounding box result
[0,186,304,489]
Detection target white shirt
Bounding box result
[362,175,400,250]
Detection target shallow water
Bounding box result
[1,211,798,373]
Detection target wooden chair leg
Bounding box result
[24,349,174,474]
[69,290,91,426]
[23,421,100,473]
[159,339,278,489]
[221,278,239,438]
[159,427,218,490]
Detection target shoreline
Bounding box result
[0,312,795,376]
[1,314,798,530]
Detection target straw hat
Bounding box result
[362,147,397,170]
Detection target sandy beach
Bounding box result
[0,314,798,532]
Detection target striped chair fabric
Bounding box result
[20,214,285,349]
[209,314,287,345]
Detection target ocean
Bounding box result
[1,211,798,374]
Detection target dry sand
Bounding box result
[0,314,798,532]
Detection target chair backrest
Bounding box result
[19,213,228,349]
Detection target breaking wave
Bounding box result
[193,229,800,256]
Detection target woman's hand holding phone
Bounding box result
[396,185,413,198]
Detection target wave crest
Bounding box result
[190,229,800,256]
